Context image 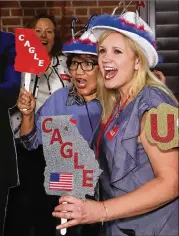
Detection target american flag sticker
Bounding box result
[49,172,73,191]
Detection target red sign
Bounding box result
[42,117,94,188]
[15,28,50,75]
[145,103,178,150]
[150,114,175,143]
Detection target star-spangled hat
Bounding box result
[91,11,159,68]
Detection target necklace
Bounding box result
[96,96,130,157]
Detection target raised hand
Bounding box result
[52,195,106,230]
[17,88,35,116]
[153,70,166,84]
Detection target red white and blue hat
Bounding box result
[62,30,97,56]
[91,11,159,68]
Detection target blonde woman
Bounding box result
[52,12,178,236]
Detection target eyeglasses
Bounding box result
[69,61,98,72]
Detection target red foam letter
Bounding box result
[74,152,84,169]
[60,142,73,158]
[50,129,63,145]
[151,114,175,143]
[83,170,93,187]
[42,117,52,133]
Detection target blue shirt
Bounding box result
[92,86,178,236]
[20,87,102,150]
[0,31,21,107]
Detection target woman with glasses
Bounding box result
[17,30,101,147]
[15,30,101,236]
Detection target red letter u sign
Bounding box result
[151,114,174,143]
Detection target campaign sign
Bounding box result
[41,115,102,199]
[15,28,50,75]
[145,103,178,150]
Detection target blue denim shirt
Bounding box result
[92,86,178,236]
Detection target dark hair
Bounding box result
[66,53,98,69]
[25,13,62,57]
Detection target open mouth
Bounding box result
[41,41,48,46]
[104,67,118,80]
[75,79,87,89]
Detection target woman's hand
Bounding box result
[153,70,166,84]
[52,195,104,230]
[17,88,35,116]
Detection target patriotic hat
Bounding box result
[91,11,159,68]
[62,29,97,56]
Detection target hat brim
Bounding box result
[62,50,97,56]
[92,26,158,68]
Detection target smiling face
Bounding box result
[98,32,140,92]
[34,18,55,55]
[69,54,98,101]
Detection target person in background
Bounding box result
[16,28,101,236]
[153,69,166,84]
[0,31,21,236]
[11,13,71,132]
[53,12,178,236]
[5,13,71,236]
[153,70,179,101]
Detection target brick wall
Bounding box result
[0,1,136,41]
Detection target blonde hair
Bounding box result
[97,30,178,122]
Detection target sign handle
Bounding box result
[22,72,31,111]
[60,202,67,235]
[24,72,31,91]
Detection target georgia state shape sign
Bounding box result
[41,115,102,199]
